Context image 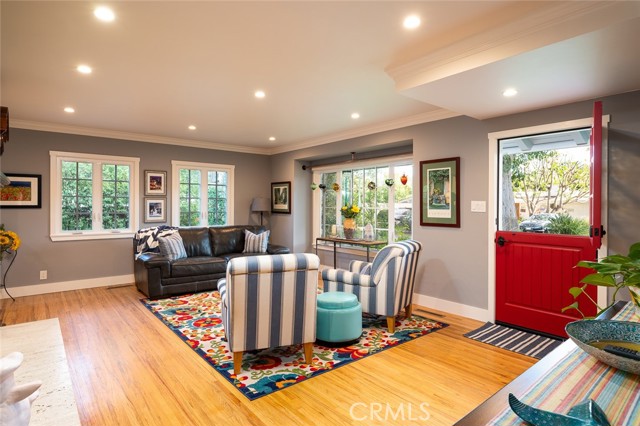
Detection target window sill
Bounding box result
[50,231,135,242]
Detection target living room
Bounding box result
[1,2,639,425]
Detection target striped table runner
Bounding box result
[490,303,640,425]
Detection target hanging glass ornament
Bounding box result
[332,183,340,192]
[310,182,318,190]
[400,174,408,185]
[367,181,376,190]
[384,178,394,187]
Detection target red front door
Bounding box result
[495,102,603,337]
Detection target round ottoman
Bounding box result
[316,291,362,346]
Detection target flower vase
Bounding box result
[343,218,356,239]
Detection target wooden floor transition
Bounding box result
[0,285,535,425]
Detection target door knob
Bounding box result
[496,236,507,247]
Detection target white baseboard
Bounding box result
[1,274,135,299]
[412,293,491,322]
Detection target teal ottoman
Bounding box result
[316,291,362,346]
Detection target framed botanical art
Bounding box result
[271,181,291,214]
[144,170,167,196]
[420,157,460,227]
[144,198,166,222]
[0,173,42,208]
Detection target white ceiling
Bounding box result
[2,1,639,156]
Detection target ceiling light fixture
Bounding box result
[188,125,196,130]
[255,90,266,99]
[94,6,115,22]
[351,112,360,119]
[503,88,518,97]
[269,137,276,141]
[64,107,75,113]
[76,65,92,74]
[403,15,421,30]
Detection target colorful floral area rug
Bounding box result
[142,291,449,400]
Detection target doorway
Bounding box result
[487,107,609,337]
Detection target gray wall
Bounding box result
[3,90,638,311]
[273,90,640,312]
[0,129,270,287]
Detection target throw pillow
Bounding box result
[158,232,187,261]
[243,229,270,253]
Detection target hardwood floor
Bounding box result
[0,285,535,425]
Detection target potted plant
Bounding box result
[563,241,640,318]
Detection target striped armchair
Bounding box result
[321,240,422,333]
[218,253,320,375]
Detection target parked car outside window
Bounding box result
[519,213,557,233]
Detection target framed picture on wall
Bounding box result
[144,170,167,195]
[419,157,460,227]
[144,198,166,222]
[0,173,42,208]
[271,181,291,214]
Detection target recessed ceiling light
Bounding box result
[188,125,196,130]
[269,136,276,142]
[403,15,421,29]
[351,112,360,119]
[255,90,266,99]
[503,88,518,97]
[94,6,115,22]
[64,107,75,113]
[76,65,92,74]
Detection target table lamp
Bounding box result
[251,197,270,226]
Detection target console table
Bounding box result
[454,301,638,425]
[315,237,385,268]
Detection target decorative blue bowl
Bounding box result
[565,320,640,375]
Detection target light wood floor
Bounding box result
[0,285,535,425]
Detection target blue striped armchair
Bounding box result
[218,253,320,375]
[321,240,422,333]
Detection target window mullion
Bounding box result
[201,170,208,226]
[93,162,103,231]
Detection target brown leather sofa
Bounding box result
[134,225,289,299]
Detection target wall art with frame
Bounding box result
[419,157,460,227]
[0,173,42,208]
[144,170,167,196]
[271,181,291,214]
[144,198,166,222]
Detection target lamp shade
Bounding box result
[251,197,270,213]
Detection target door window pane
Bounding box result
[499,128,591,235]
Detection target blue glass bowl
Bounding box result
[565,320,640,375]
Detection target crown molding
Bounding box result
[11,119,272,155]
[13,108,460,157]
[267,108,461,155]
[387,1,640,91]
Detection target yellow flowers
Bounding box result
[0,225,20,259]
[341,204,360,219]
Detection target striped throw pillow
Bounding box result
[158,232,187,261]
[243,230,270,253]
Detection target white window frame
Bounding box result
[171,160,235,227]
[50,151,140,241]
[312,154,412,249]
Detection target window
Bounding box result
[171,160,234,226]
[50,151,140,241]
[313,156,413,243]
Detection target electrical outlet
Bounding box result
[39,270,47,280]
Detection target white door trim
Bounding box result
[486,115,610,322]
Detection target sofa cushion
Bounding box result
[170,256,227,278]
[243,229,270,253]
[209,225,265,256]
[179,228,213,257]
[157,232,187,261]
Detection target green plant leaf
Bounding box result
[624,272,640,286]
[629,242,640,260]
[580,273,617,287]
[561,302,580,313]
[600,254,631,265]
[568,286,585,298]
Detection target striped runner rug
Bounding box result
[464,322,563,359]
